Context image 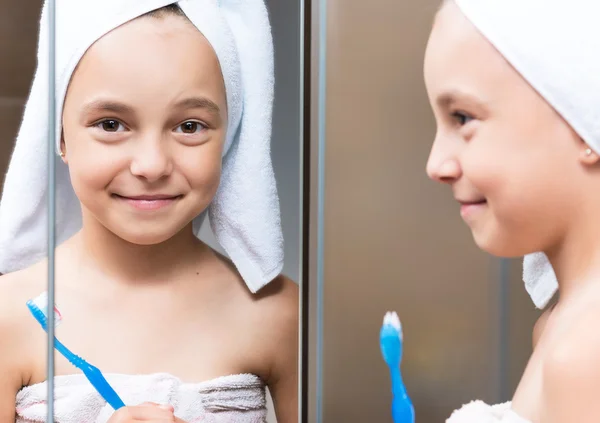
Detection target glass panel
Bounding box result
[0,1,47,422]
[306,0,540,422]
[0,1,304,422]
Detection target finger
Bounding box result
[120,404,175,421]
[139,402,175,412]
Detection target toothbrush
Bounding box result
[27,292,126,410]
[380,311,415,423]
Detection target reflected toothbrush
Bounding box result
[26,292,126,410]
[380,311,415,423]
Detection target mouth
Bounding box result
[458,199,487,206]
[112,193,183,211]
[457,199,487,219]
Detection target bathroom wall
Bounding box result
[0,0,41,188]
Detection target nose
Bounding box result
[129,135,173,182]
[426,132,462,184]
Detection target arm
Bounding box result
[0,338,19,423]
[264,276,299,423]
[540,309,600,423]
[269,348,298,423]
[0,275,31,423]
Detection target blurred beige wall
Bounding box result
[0,0,41,187]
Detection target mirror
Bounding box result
[0,1,304,422]
[305,0,539,422]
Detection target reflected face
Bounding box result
[424,1,584,257]
[62,14,227,245]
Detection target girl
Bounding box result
[0,1,298,422]
[425,1,600,422]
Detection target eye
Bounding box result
[94,119,126,132]
[175,121,207,134]
[451,111,474,126]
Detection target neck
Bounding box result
[69,212,207,285]
[545,212,600,304]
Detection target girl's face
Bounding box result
[62,13,227,245]
[423,2,590,257]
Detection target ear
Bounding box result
[60,132,68,164]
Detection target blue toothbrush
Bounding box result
[27,292,126,410]
[380,311,415,423]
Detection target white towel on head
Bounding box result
[454,0,600,308]
[0,0,283,293]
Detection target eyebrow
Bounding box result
[80,96,222,117]
[436,90,489,111]
[81,100,134,116]
[174,97,221,115]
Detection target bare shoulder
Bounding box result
[234,272,299,377]
[250,275,299,421]
[0,263,48,317]
[252,274,299,324]
[0,266,47,422]
[0,265,47,363]
[210,251,299,331]
[203,255,299,419]
[540,303,600,421]
[207,252,299,347]
[238,273,299,350]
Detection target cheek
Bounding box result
[463,122,577,226]
[460,126,515,194]
[178,144,223,193]
[463,113,567,191]
[65,137,125,195]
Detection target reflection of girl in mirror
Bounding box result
[425,1,600,422]
[0,1,298,422]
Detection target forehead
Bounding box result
[423,2,517,101]
[69,15,221,98]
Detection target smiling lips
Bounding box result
[457,198,487,219]
[113,194,182,211]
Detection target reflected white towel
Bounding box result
[0,0,283,293]
[454,0,600,308]
[15,373,267,423]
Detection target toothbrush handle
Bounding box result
[53,338,126,410]
[390,367,415,423]
[81,362,126,410]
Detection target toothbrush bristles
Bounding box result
[383,311,403,339]
[30,291,62,327]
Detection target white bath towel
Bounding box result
[15,372,267,423]
[0,0,283,293]
[454,0,600,308]
[447,401,531,423]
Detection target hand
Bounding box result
[107,402,187,422]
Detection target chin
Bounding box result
[120,232,175,246]
[471,229,528,258]
[117,232,176,246]
[110,221,191,246]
